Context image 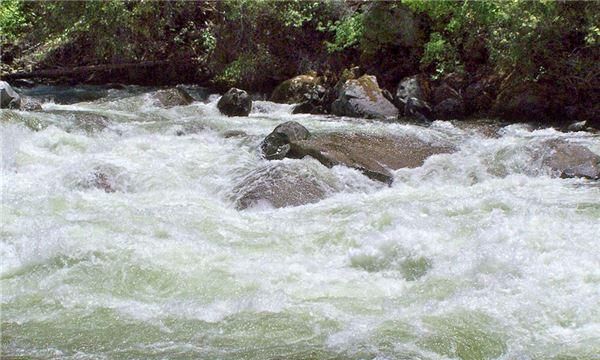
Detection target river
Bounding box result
[1,85,599,359]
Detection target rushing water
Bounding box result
[1,86,599,359]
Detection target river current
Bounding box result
[1,86,599,359]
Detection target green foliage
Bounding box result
[404,0,599,94]
[0,0,29,42]
[421,32,461,79]
[324,12,364,52]
[209,0,336,89]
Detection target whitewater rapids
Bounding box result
[1,86,599,359]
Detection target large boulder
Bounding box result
[232,164,332,209]
[270,73,325,104]
[260,121,310,160]
[331,75,398,119]
[153,87,194,108]
[541,140,600,179]
[217,88,252,116]
[287,133,455,184]
[1,81,21,109]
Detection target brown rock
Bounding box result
[270,74,323,104]
[288,133,455,184]
[331,75,398,119]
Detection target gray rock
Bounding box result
[44,110,111,133]
[331,75,398,119]
[217,88,252,116]
[395,75,426,106]
[260,121,310,160]
[542,141,600,179]
[395,75,432,120]
[1,81,21,109]
[153,87,194,108]
[433,98,465,120]
[233,164,331,209]
[405,97,432,122]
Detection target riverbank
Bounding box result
[2,1,598,128]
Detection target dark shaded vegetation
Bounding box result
[1,0,599,123]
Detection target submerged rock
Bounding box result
[222,130,248,138]
[233,164,331,209]
[43,110,112,133]
[1,81,21,109]
[260,121,310,160]
[541,140,600,179]
[153,87,194,108]
[331,75,398,119]
[19,96,43,111]
[175,122,205,136]
[217,88,252,116]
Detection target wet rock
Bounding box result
[566,121,587,132]
[91,171,116,193]
[292,101,316,114]
[44,110,112,133]
[287,133,455,184]
[433,98,465,120]
[153,87,194,108]
[175,122,205,136]
[233,164,331,209]
[395,75,428,106]
[331,75,398,119]
[405,97,432,123]
[260,121,310,160]
[270,73,324,104]
[1,81,21,109]
[19,96,43,111]
[395,75,432,121]
[72,165,125,193]
[217,88,252,117]
[75,113,111,133]
[541,140,600,179]
[223,130,248,138]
